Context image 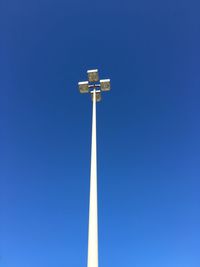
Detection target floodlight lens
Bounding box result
[78,81,89,93]
[100,79,110,91]
[91,90,101,102]
[96,91,101,102]
[87,69,99,82]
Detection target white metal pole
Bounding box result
[87,90,98,267]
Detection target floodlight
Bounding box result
[100,79,110,91]
[91,90,101,102]
[78,81,89,93]
[87,69,99,82]
[78,69,110,102]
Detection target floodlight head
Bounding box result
[78,70,110,101]
[100,79,111,91]
[78,81,89,93]
[91,90,101,102]
[87,69,99,82]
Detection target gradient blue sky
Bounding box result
[1,0,200,266]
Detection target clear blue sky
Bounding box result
[1,0,200,266]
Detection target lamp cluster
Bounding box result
[78,69,111,102]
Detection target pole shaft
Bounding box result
[87,90,98,267]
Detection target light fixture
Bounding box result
[100,79,111,91]
[78,69,110,102]
[87,69,99,82]
[78,81,89,93]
